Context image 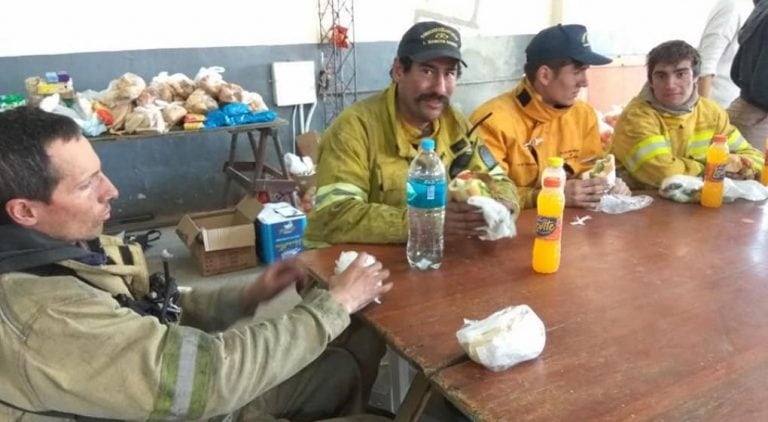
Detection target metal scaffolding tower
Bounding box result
[317,0,357,126]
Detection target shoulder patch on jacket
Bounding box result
[478,144,498,169]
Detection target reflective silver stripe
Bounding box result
[627,140,671,172]
[728,134,747,150]
[686,139,710,156]
[169,331,199,417]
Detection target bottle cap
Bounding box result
[420,138,436,151]
[547,156,564,167]
[543,177,561,188]
[712,134,727,143]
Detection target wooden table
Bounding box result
[300,198,768,421]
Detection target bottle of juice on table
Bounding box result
[700,134,729,208]
[761,137,768,186]
[533,157,565,274]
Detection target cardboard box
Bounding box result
[296,131,320,163]
[176,197,263,276]
[257,202,307,264]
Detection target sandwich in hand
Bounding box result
[449,170,494,202]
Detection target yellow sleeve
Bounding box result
[305,114,407,245]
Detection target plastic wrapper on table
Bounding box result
[456,304,546,372]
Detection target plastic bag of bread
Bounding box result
[123,106,167,135]
[184,89,219,114]
[108,101,133,133]
[242,90,268,112]
[161,102,188,127]
[581,154,616,187]
[195,66,226,97]
[149,72,174,103]
[218,82,245,104]
[168,73,196,101]
[449,170,494,202]
[135,87,159,108]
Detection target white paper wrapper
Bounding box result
[334,251,381,304]
[456,305,546,372]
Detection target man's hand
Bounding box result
[609,177,632,196]
[242,259,310,314]
[445,201,486,237]
[328,253,392,314]
[565,178,609,209]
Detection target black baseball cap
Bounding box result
[526,24,612,66]
[397,21,467,67]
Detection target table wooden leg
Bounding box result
[394,371,432,422]
[223,132,239,206]
[271,129,290,178]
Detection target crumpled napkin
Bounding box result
[595,194,654,214]
[660,175,768,203]
[334,251,381,304]
[466,196,517,240]
[284,152,315,176]
[456,304,546,372]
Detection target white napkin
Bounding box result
[595,194,654,214]
[466,196,517,240]
[334,251,381,304]
[284,153,315,176]
[456,304,546,372]
[724,179,768,202]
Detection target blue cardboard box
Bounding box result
[257,202,307,264]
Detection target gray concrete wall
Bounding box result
[0,35,530,224]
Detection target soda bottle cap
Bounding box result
[712,134,727,143]
[420,138,436,151]
[542,177,561,188]
[547,156,564,167]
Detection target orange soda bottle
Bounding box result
[533,157,566,274]
[700,134,729,208]
[761,138,768,186]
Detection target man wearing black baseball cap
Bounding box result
[306,21,520,246]
[470,24,631,209]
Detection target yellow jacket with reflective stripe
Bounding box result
[470,79,605,209]
[305,83,520,245]
[0,235,349,420]
[612,95,764,187]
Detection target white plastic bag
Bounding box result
[456,305,546,372]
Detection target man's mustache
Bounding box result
[416,94,449,106]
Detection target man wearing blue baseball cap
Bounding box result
[306,21,520,245]
[471,24,631,209]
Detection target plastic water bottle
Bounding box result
[700,134,729,208]
[532,157,565,274]
[406,138,446,270]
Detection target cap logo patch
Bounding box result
[581,32,590,47]
[421,27,459,48]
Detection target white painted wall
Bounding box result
[0,0,720,57]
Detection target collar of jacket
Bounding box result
[640,82,698,116]
[512,78,571,123]
[387,83,449,160]
[0,224,94,274]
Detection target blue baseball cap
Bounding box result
[526,24,612,66]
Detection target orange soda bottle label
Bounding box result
[535,215,561,241]
[704,163,726,182]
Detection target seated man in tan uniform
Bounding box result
[471,24,631,209]
[0,107,391,421]
[305,21,520,245]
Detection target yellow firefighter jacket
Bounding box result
[0,234,349,420]
[305,83,520,245]
[470,78,605,209]
[612,91,764,187]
